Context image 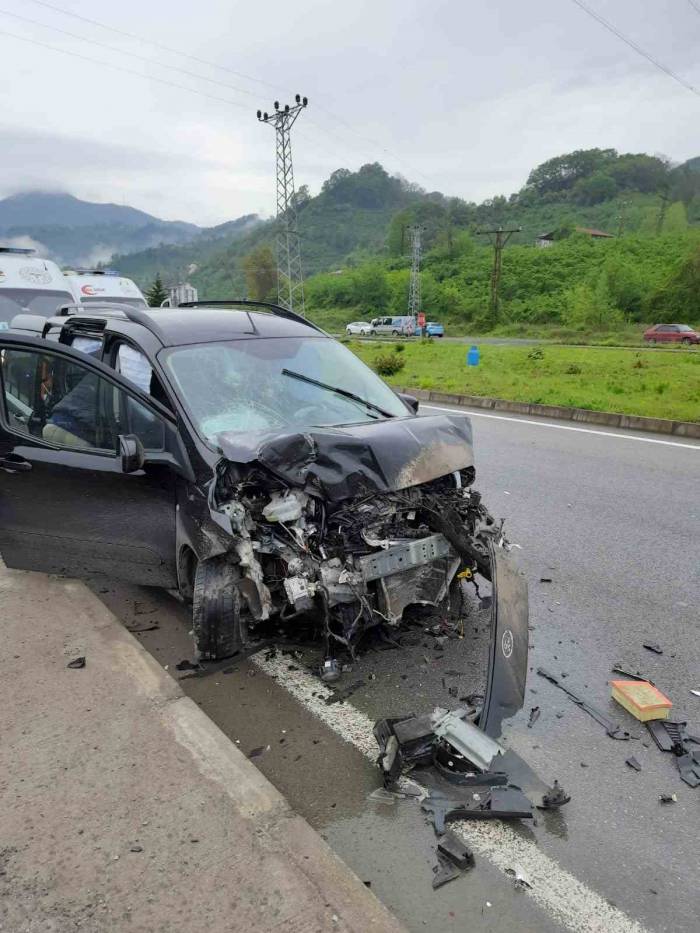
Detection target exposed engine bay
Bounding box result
[213,464,500,649]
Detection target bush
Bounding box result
[564,363,582,374]
[394,343,405,353]
[373,352,405,376]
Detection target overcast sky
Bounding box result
[0,0,698,225]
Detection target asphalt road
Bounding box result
[91,406,700,933]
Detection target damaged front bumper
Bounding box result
[203,411,529,732]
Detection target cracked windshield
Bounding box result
[164,335,408,438]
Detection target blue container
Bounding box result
[467,345,480,367]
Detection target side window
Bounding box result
[0,347,164,453]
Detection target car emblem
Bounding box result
[501,629,514,658]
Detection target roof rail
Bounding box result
[176,298,323,333]
[49,302,168,343]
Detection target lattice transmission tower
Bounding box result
[408,225,422,319]
[257,95,308,314]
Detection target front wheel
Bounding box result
[648,338,657,346]
[346,328,352,335]
[681,337,691,346]
[360,329,367,336]
[392,329,400,336]
[192,556,247,660]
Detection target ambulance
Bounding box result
[64,269,148,308]
[0,247,75,330]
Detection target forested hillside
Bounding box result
[119,149,700,329]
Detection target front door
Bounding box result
[0,335,179,586]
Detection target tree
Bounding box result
[526,149,617,195]
[145,273,168,307]
[242,244,276,301]
[572,172,617,205]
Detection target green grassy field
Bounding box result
[347,340,700,422]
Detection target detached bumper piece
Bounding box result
[422,787,535,833]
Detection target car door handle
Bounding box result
[0,455,32,472]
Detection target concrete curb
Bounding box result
[403,387,700,439]
[1,566,405,932]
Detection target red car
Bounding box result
[643,324,700,346]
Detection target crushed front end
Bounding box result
[208,412,528,733]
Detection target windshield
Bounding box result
[163,336,409,440]
[0,288,74,328]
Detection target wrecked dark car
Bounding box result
[0,301,527,730]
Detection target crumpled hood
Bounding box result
[215,413,474,502]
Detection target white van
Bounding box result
[0,247,75,330]
[64,269,147,308]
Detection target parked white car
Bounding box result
[345,321,375,336]
[64,269,147,308]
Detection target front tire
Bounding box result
[392,329,400,336]
[360,329,366,336]
[346,328,352,335]
[648,338,657,346]
[192,556,247,661]
[682,337,691,346]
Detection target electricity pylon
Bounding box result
[257,95,308,314]
[408,225,422,322]
[475,225,521,324]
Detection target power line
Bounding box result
[23,0,433,183]
[687,0,700,17]
[570,0,699,97]
[0,7,264,102]
[0,27,250,109]
[26,0,286,95]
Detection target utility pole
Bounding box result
[655,189,670,236]
[257,94,308,314]
[475,225,521,324]
[408,225,422,327]
[617,200,630,238]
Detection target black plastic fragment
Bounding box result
[422,787,534,834]
[528,707,540,728]
[432,855,462,889]
[66,656,86,669]
[612,664,655,686]
[537,667,632,740]
[642,642,663,655]
[625,756,642,772]
[541,779,570,809]
[438,831,475,870]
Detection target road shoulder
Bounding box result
[0,565,404,932]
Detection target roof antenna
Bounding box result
[245,310,259,335]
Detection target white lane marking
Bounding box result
[422,404,700,450]
[253,652,646,933]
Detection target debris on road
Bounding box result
[438,831,475,870]
[537,667,632,739]
[66,656,86,669]
[642,643,663,655]
[610,680,672,722]
[527,706,540,728]
[506,864,533,891]
[422,787,535,832]
[611,664,655,686]
[247,745,269,759]
[658,793,677,804]
[625,756,642,772]
[175,659,200,672]
[690,690,700,698]
[647,720,700,788]
[320,658,341,683]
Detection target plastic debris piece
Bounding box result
[432,854,461,889]
[506,864,533,890]
[642,642,663,655]
[691,690,700,698]
[66,657,86,669]
[540,780,570,809]
[528,707,540,728]
[659,793,677,804]
[625,756,642,772]
[320,658,341,683]
[537,667,632,740]
[438,832,475,870]
[368,787,398,805]
[247,746,268,759]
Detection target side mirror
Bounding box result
[118,433,145,473]
[398,392,419,414]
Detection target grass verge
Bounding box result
[346,340,700,422]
